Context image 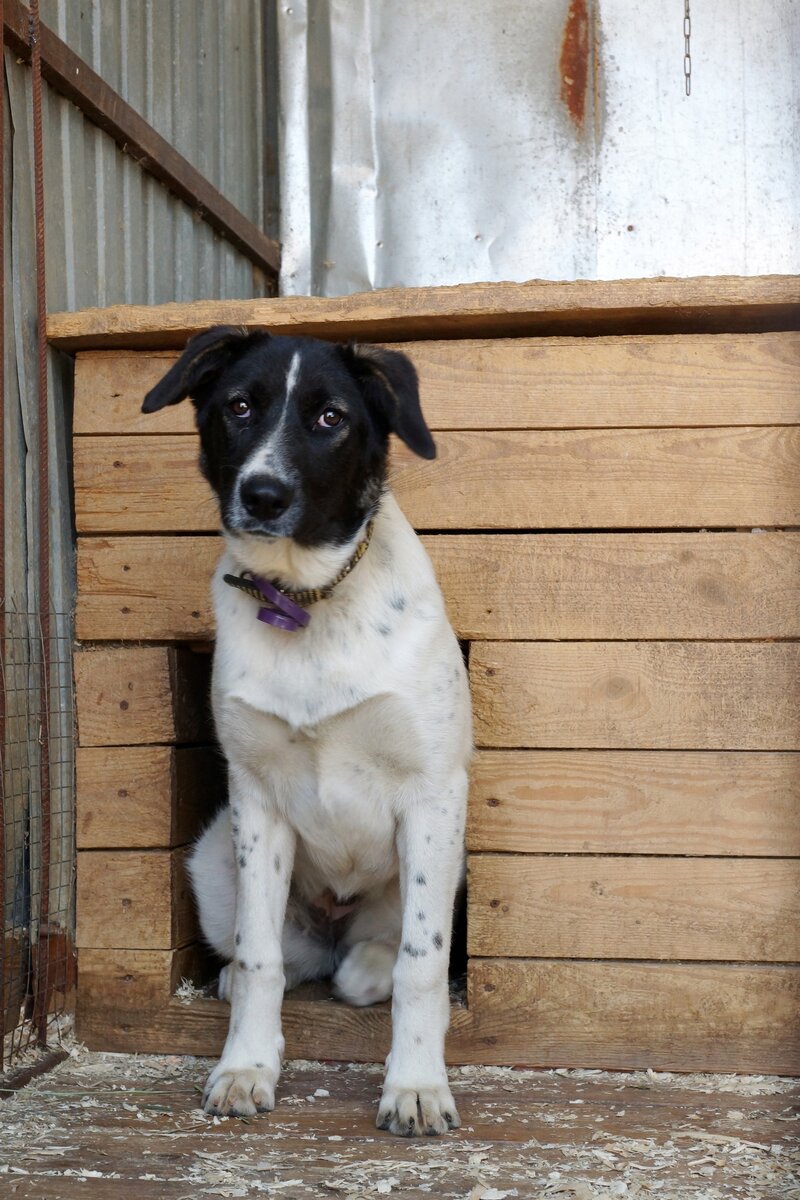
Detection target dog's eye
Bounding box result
[315,408,344,429]
[228,397,251,418]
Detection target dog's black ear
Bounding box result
[142,326,269,413]
[342,343,436,460]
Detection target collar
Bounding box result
[222,521,374,632]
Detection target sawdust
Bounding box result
[0,1052,796,1199]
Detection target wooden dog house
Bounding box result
[53,276,800,1073]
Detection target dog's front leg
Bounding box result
[203,765,295,1117]
[377,775,467,1136]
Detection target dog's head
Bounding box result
[142,327,435,549]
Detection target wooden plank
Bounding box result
[73,427,800,533]
[72,332,800,435]
[47,275,800,350]
[467,855,800,961]
[3,0,280,277]
[75,960,800,1073]
[467,959,800,1073]
[468,750,800,856]
[77,945,210,1016]
[76,745,223,849]
[76,531,800,643]
[73,351,180,436]
[470,641,800,750]
[74,435,216,532]
[76,848,196,950]
[74,646,211,747]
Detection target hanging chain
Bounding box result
[684,0,692,96]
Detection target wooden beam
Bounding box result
[74,956,800,1073]
[74,646,211,747]
[4,0,279,278]
[72,332,800,435]
[72,427,800,533]
[467,855,800,961]
[76,745,223,849]
[470,641,800,750]
[49,275,800,351]
[467,959,800,1074]
[468,749,800,856]
[76,848,197,950]
[75,531,800,643]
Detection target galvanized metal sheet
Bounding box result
[278,0,800,295]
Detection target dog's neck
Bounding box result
[222,507,378,595]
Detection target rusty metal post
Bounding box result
[0,0,6,1070]
[29,0,51,1048]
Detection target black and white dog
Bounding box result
[143,328,472,1136]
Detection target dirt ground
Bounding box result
[0,1044,798,1199]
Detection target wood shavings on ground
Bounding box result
[0,1048,796,1198]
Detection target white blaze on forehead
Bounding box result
[285,351,301,402]
[235,350,303,493]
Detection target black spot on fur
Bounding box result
[235,933,241,946]
[252,833,259,843]
[402,942,428,958]
[425,834,432,843]
[255,1062,265,1068]
[417,910,426,921]
[432,931,443,950]
[390,594,406,612]
[415,873,427,886]
[238,960,247,970]
[238,854,247,868]
[274,854,281,872]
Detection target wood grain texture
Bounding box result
[73,332,800,434]
[467,854,800,961]
[73,426,800,533]
[48,275,800,350]
[466,959,800,1074]
[76,745,223,849]
[77,945,211,1014]
[76,531,800,642]
[470,641,800,750]
[75,959,800,1073]
[74,351,180,435]
[468,749,800,855]
[76,848,197,949]
[74,646,211,747]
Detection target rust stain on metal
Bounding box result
[560,0,590,128]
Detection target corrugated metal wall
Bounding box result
[39,0,268,307]
[278,0,800,295]
[2,1,272,1044]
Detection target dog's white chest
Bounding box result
[217,692,405,896]
[210,495,472,899]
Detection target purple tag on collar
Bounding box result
[251,575,311,632]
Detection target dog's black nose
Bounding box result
[240,476,294,522]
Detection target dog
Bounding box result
[142,327,472,1136]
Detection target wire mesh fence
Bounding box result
[1,607,75,1077]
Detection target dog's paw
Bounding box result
[333,940,395,1007]
[376,1084,460,1137]
[202,1063,277,1117]
[217,964,232,1002]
